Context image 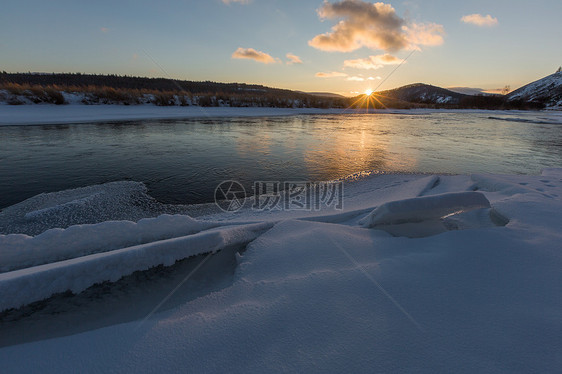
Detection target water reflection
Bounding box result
[303,125,390,178]
[0,112,561,208]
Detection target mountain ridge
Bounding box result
[374,83,467,105]
[1,70,561,110]
[507,70,562,108]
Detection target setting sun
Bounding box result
[364,89,374,96]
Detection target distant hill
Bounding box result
[0,72,300,97]
[0,72,348,108]
[1,71,560,110]
[303,92,346,99]
[376,83,467,105]
[507,69,562,109]
[446,87,487,96]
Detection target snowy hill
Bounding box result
[377,83,467,105]
[507,69,562,109]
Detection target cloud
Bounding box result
[308,0,444,52]
[461,14,498,27]
[232,47,277,64]
[315,71,349,78]
[402,22,445,47]
[346,76,365,81]
[344,53,402,69]
[222,0,251,4]
[368,76,381,80]
[286,53,303,65]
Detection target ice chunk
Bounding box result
[0,173,561,372]
[0,181,200,236]
[0,222,272,312]
[23,192,106,220]
[0,214,218,273]
[470,174,531,195]
[360,191,491,228]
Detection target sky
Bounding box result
[1,0,561,96]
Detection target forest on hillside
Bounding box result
[0,72,546,110]
[0,72,348,108]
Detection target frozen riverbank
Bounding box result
[0,170,561,372]
[0,105,348,125]
[1,104,560,126]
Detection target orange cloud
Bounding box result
[346,76,365,81]
[315,71,349,78]
[286,53,303,65]
[308,0,444,52]
[344,53,402,69]
[402,22,445,47]
[232,47,277,64]
[461,14,498,27]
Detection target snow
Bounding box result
[507,71,562,108]
[507,71,562,100]
[0,215,219,273]
[0,105,347,126]
[0,170,561,372]
[435,95,453,104]
[359,191,491,227]
[0,222,271,312]
[488,115,562,125]
[358,191,497,238]
[0,181,203,236]
[2,104,561,127]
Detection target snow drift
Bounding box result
[0,170,561,373]
[0,222,272,311]
[359,191,491,227]
[0,215,219,273]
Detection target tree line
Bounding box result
[0,72,549,110]
[0,72,348,108]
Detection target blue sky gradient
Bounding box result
[1,0,561,95]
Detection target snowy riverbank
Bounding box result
[0,170,561,372]
[1,104,561,126]
[0,105,350,126]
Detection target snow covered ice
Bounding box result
[3,104,561,127]
[0,170,561,373]
[359,191,491,225]
[0,105,348,126]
